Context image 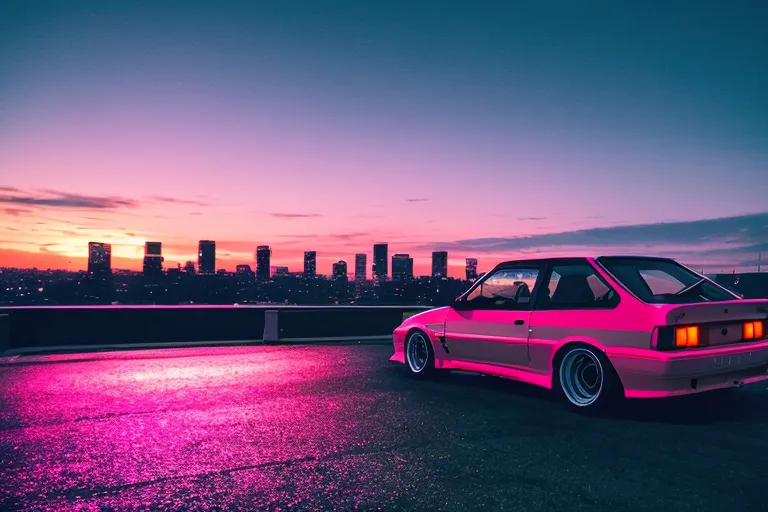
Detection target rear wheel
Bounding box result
[556,345,620,411]
[405,330,435,376]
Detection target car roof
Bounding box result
[494,255,676,268]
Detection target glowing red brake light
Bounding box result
[674,326,699,347]
[744,321,764,340]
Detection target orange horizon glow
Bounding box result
[1,196,764,277]
[0,246,474,277]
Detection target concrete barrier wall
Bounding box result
[0,305,431,352]
[0,314,8,353]
[277,308,421,339]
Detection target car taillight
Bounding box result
[744,320,764,340]
[674,325,699,347]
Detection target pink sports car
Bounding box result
[391,256,768,410]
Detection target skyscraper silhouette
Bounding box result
[432,251,448,278]
[143,242,164,277]
[198,240,216,274]
[465,258,478,281]
[332,260,348,281]
[256,246,271,281]
[392,254,413,281]
[304,251,317,278]
[87,242,112,276]
[373,243,388,281]
[354,253,367,282]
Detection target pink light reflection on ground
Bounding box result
[0,346,411,509]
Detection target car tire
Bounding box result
[404,330,435,376]
[555,345,621,412]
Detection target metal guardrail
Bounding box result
[0,305,431,353]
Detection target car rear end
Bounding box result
[610,299,768,397]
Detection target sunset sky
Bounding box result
[1,1,766,276]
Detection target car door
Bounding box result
[526,260,620,374]
[443,265,542,368]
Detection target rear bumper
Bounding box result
[608,339,768,398]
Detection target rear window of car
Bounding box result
[597,257,738,304]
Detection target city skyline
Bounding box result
[82,239,479,280]
[2,2,767,275]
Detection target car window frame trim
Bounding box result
[456,262,546,312]
[531,259,621,311]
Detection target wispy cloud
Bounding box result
[270,212,323,219]
[406,198,429,203]
[276,234,319,239]
[277,231,394,242]
[327,232,369,241]
[4,207,31,216]
[517,217,547,221]
[146,195,210,207]
[423,212,768,266]
[0,189,139,209]
[0,189,208,211]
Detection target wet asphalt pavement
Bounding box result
[1,343,768,512]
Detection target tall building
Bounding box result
[432,251,448,278]
[304,251,317,278]
[465,258,478,281]
[354,253,367,282]
[143,242,164,277]
[256,245,271,281]
[87,242,112,276]
[198,240,216,274]
[392,254,414,281]
[373,243,388,281]
[332,260,348,280]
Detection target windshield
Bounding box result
[597,257,738,304]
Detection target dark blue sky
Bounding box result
[1,1,766,272]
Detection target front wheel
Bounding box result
[405,330,435,376]
[556,345,621,411]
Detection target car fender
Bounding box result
[547,335,608,368]
[392,307,450,363]
[395,307,449,339]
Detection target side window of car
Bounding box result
[463,268,540,309]
[538,264,617,309]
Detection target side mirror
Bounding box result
[453,297,468,310]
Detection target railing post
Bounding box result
[0,314,9,354]
[263,310,279,343]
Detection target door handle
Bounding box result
[514,319,525,325]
